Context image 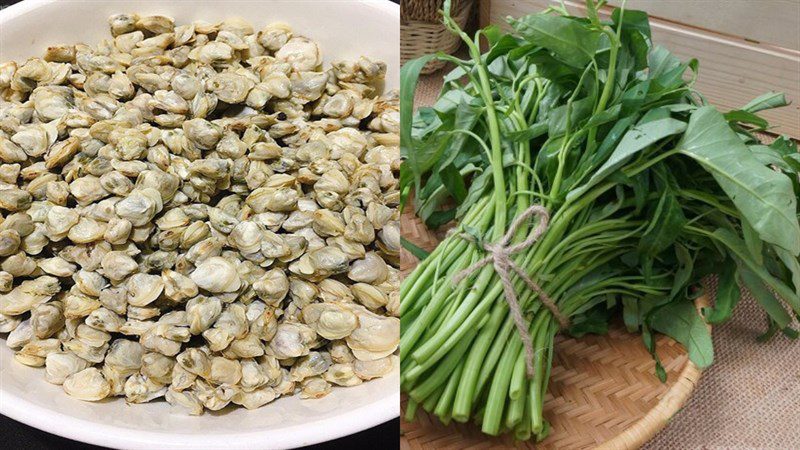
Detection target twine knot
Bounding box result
[451,205,568,377]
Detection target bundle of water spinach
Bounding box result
[400,0,800,440]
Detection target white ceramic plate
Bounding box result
[0,1,399,448]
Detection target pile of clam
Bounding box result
[0,13,399,414]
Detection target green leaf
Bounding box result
[405,93,483,205]
[639,190,687,256]
[432,89,472,115]
[401,237,430,261]
[724,110,768,129]
[487,55,515,79]
[567,116,637,201]
[757,318,781,342]
[740,267,792,329]
[647,46,681,79]
[649,300,714,369]
[527,49,583,81]
[547,96,595,137]
[775,246,800,297]
[443,65,467,84]
[482,23,504,46]
[703,262,741,324]
[582,117,687,192]
[647,49,695,93]
[757,319,799,341]
[711,228,800,313]
[399,161,413,208]
[620,80,650,118]
[612,8,652,39]
[584,104,621,128]
[585,0,601,26]
[568,304,612,338]
[621,296,640,332]
[400,54,438,190]
[655,361,667,382]
[642,324,667,382]
[439,163,468,203]
[612,8,652,71]
[677,106,800,255]
[782,326,799,339]
[742,91,789,113]
[510,14,602,68]
[669,244,694,300]
[630,170,650,214]
[456,169,490,218]
[639,106,673,124]
[425,209,457,229]
[749,145,792,172]
[784,153,800,172]
[661,104,697,113]
[591,115,637,165]
[769,137,800,173]
[769,135,798,156]
[626,27,651,71]
[741,217,764,265]
[442,97,483,168]
[415,176,450,225]
[507,122,549,142]
[485,33,522,64]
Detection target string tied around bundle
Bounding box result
[451,205,568,377]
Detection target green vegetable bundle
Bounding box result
[400,0,800,441]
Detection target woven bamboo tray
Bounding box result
[400,210,709,449]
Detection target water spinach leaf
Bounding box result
[678,106,800,255]
[649,300,714,369]
[510,14,602,68]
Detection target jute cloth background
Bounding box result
[410,72,800,448]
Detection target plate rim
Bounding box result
[0,0,400,448]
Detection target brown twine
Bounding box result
[451,205,568,377]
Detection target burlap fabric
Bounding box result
[409,68,800,448]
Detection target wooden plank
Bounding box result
[487,0,800,138]
[604,0,800,50]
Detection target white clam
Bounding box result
[190,256,241,293]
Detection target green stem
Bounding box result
[585,20,623,153]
